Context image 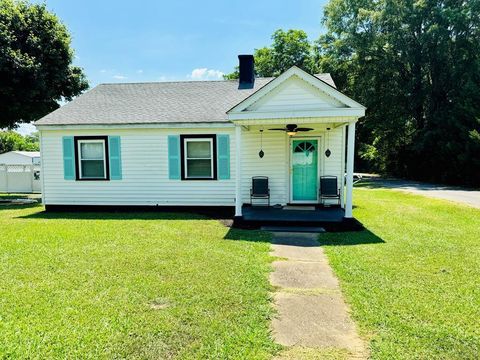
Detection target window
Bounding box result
[75,136,109,180]
[181,135,217,180]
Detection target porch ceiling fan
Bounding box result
[268,124,314,136]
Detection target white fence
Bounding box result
[0,164,41,193]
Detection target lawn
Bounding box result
[321,189,480,359]
[0,193,37,199]
[0,205,277,359]
[1,190,479,359]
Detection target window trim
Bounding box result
[74,136,110,181]
[180,134,217,180]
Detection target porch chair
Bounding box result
[250,176,270,207]
[319,176,341,206]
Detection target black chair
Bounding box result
[250,176,270,206]
[319,176,340,206]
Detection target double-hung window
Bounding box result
[182,135,216,179]
[75,137,109,180]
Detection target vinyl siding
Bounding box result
[247,76,345,112]
[41,128,236,206]
[41,125,345,207]
[240,125,345,205]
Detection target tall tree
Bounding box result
[317,0,480,185]
[224,29,317,79]
[0,130,39,153]
[0,0,88,129]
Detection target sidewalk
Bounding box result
[270,232,367,359]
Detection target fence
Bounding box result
[0,164,41,193]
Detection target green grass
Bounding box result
[2,190,479,359]
[321,189,480,359]
[0,193,31,199]
[0,206,277,359]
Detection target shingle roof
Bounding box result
[35,74,335,126]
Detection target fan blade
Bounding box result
[296,127,314,131]
[268,128,287,131]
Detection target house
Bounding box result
[0,151,41,165]
[34,55,365,223]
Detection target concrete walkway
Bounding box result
[362,178,480,209]
[270,232,367,359]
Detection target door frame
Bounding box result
[289,136,322,204]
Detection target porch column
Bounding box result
[235,125,243,217]
[345,121,356,218]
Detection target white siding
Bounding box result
[240,125,345,206]
[41,125,345,207]
[247,76,345,112]
[241,129,289,205]
[41,128,236,206]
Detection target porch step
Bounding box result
[261,226,326,233]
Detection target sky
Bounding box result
[16,0,328,135]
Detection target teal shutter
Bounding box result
[108,136,122,180]
[168,135,181,180]
[62,136,75,180]
[217,134,230,180]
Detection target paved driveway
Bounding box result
[359,178,480,209]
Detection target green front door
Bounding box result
[292,139,318,201]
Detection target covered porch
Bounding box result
[231,119,358,221]
[227,66,365,225]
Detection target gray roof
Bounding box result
[35,74,335,126]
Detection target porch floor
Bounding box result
[242,205,345,224]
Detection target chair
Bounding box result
[319,176,340,206]
[250,176,270,206]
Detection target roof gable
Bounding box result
[245,75,345,112]
[227,66,365,116]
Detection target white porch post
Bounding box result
[345,121,356,218]
[235,125,243,217]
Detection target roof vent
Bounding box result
[238,54,255,89]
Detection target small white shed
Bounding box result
[0,151,41,193]
[0,151,40,165]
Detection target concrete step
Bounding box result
[261,226,325,233]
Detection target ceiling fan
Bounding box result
[268,124,314,136]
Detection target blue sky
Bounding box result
[35,0,327,86]
[17,0,327,135]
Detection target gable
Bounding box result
[246,75,345,112]
[227,66,366,120]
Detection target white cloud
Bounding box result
[100,69,107,73]
[136,69,144,74]
[189,68,224,80]
[112,75,127,80]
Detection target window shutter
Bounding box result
[62,136,75,180]
[217,134,230,180]
[108,136,122,180]
[168,135,181,180]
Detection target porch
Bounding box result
[227,66,366,222]
[243,205,344,223]
[236,205,361,231]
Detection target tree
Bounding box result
[224,29,318,79]
[0,130,39,153]
[0,0,88,129]
[317,0,480,185]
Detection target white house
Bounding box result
[0,151,40,165]
[35,55,365,223]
